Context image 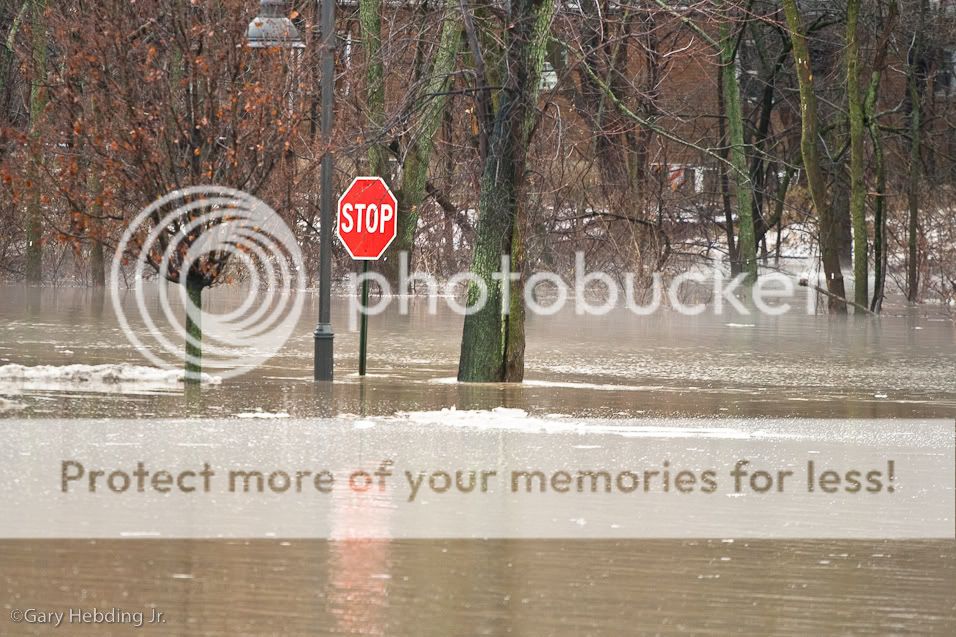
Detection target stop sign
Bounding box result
[336,177,398,260]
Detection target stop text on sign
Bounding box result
[337,176,398,260]
[339,202,394,234]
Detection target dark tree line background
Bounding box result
[2,0,956,381]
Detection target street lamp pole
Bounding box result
[313,0,335,381]
[247,0,335,381]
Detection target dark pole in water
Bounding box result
[358,261,370,376]
[245,2,333,377]
[313,0,336,381]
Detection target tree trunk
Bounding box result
[906,108,921,301]
[576,1,640,191]
[503,199,526,382]
[865,1,897,312]
[184,278,203,384]
[719,13,756,283]
[846,0,868,311]
[383,0,461,282]
[907,90,920,303]
[88,206,105,286]
[89,232,105,287]
[25,0,46,285]
[0,3,28,115]
[87,161,105,287]
[458,0,555,383]
[782,0,846,313]
[359,0,389,178]
[905,2,927,303]
[716,66,738,272]
[869,126,886,313]
[25,175,42,283]
[830,166,853,268]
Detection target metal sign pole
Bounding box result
[313,0,336,382]
[358,261,370,376]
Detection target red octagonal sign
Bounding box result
[336,176,398,260]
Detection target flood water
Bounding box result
[1,284,954,634]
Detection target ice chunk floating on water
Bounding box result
[234,411,291,419]
[0,363,221,390]
[393,408,752,439]
[0,397,25,413]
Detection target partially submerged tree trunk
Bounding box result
[906,84,921,303]
[503,200,527,382]
[716,72,738,273]
[25,0,46,285]
[905,0,928,303]
[869,126,887,312]
[89,236,104,287]
[748,22,793,252]
[88,173,104,287]
[388,0,461,279]
[719,11,756,283]
[832,178,853,271]
[846,0,868,311]
[865,0,897,313]
[652,0,758,279]
[184,276,203,384]
[782,0,847,313]
[458,0,555,383]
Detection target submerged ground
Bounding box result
[0,285,953,635]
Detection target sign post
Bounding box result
[358,261,370,375]
[336,177,398,376]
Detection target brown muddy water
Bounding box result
[0,285,954,635]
